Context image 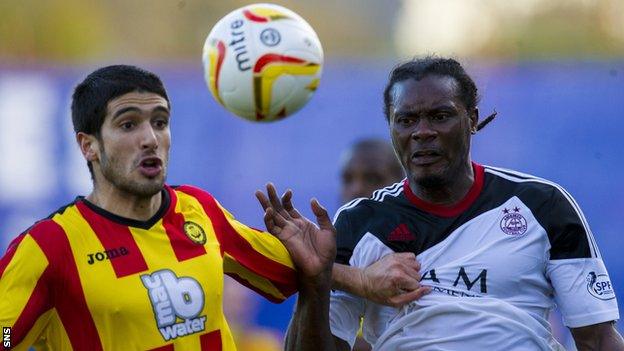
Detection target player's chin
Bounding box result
[411,167,449,188]
[132,175,166,195]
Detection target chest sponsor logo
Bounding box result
[500,207,527,236]
[141,270,207,341]
[420,267,488,297]
[586,272,615,300]
[184,221,207,245]
[87,246,129,265]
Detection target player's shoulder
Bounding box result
[170,184,218,204]
[6,199,79,255]
[333,180,405,224]
[171,184,212,197]
[333,181,406,243]
[483,165,569,200]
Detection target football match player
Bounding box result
[259,57,624,350]
[0,65,350,350]
[338,138,406,351]
[339,138,405,205]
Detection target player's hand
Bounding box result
[360,252,431,308]
[256,183,336,286]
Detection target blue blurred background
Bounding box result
[1,1,623,350]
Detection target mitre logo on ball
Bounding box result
[202,3,323,122]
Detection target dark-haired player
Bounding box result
[339,138,405,205]
[259,57,623,350]
[0,65,339,350]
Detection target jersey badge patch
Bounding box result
[500,207,527,236]
[586,271,615,300]
[184,221,207,245]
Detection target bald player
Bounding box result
[340,138,404,204]
[339,139,406,351]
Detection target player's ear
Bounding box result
[77,132,99,162]
[470,108,479,135]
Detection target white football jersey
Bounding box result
[330,163,619,350]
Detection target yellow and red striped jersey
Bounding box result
[0,185,296,350]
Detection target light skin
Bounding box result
[75,90,419,305]
[76,91,171,220]
[74,90,419,351]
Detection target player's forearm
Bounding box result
[285,275,336,351]
[571,322,624,351]
[331,263,366,297]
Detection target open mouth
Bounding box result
[138,157,163,177]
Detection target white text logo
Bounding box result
[141,270,207,341]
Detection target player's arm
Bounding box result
[570,321,624,350]
[256,184,338,351]
[0,232,52,350]
[332,253,429,308]
[177,185,298,302]
[542,186,621,350]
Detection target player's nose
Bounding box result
[139,123,159,150]
[411,119,437,141]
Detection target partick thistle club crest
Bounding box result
[183,221,207,245]
[500,207,527,236]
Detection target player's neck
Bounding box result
[86,183,163,222]
[409,162,474,206]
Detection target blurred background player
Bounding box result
[340,138,405,205]
[339,138,404,351]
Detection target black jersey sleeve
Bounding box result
[334,209,356,265]
[539,186,597,260]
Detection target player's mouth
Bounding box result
[138,157,163,178]
[411,150,442,166]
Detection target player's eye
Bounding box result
[431,113,450,122]
[121,121,135,130]
[396,116,413,126]
[154,118,169,129]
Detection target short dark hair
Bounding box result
[349,138,404,180]
[71,64,169,136]
[71,65,170,177]
[383,56,479,121]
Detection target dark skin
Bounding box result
[389,75,623,350]
[260,74,622,350]
[340,143,404,203]
[389,75,477,206]
[571,322,624,351]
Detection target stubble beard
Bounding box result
[412,153,466,191]
[99,148,166,198]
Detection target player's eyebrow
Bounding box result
[152,106,170,116]
[112,106,141,120]
[112,106,170,120]
[395,103,457,116]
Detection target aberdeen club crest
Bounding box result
[500,207,527,236]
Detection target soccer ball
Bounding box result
[202,3,323,122]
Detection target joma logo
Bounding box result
[87,246,129,265]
